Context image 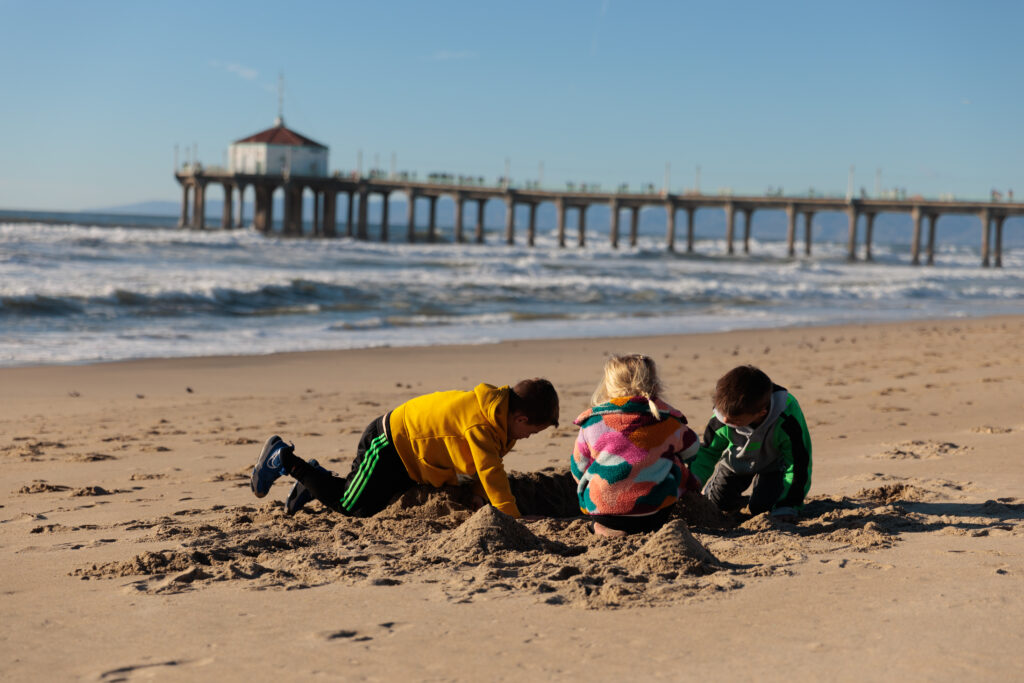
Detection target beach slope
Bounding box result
[2,317,1023,680]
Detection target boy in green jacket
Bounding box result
[689,365,812,521]
[250,379,558,519]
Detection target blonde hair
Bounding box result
[592,354,664,418]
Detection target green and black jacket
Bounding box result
[688,385,812,510]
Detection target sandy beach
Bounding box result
[2,316,1023,681]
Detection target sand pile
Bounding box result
[426,505,545,560]
[630,520,718,575]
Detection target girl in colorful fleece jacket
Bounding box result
[571,354,700,536]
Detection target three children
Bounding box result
[251,362,812,531]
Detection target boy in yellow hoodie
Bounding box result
[251,379,558,519]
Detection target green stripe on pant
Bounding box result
[340,433,389,512]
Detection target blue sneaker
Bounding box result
[285,459,329,516]
[251,435,291,498]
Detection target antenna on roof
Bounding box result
[275,72,284,127]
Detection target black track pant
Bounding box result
[282,413,415,517]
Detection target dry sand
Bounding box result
[2,316,1023,681]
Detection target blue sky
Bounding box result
[1,0,1021,210]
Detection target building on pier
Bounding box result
[228,117,328,177]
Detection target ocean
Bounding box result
[1,217,1022,367]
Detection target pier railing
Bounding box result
[173,167,1021,267]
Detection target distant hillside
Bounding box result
[91,200,181,215]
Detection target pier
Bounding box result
[175,168,1022,267]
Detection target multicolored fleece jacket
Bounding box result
[570,397,700,516]
[688,385,812,511]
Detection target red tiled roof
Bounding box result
[234,124,327,148]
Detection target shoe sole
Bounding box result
[251,434,283,498]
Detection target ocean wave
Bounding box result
[2,221,1022,365]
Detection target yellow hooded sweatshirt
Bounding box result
[388,383,521,517]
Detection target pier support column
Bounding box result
[259,186,275,234]
[725,202,735,254]
[252,186,267,233]
[980,209,991,267]
[609,199,620,249]
[454,195,464,243]
[910,206,922,265]
[286,186,304,236]
[346,191,355,237]
[846,205,858,261]
[475,199,485,244]
[742,208,753,254]
[864,213,876,261]
[926,214,938,265]
[556,199,566,247]
[236,185,245,228]
[379,191,390,242]
[577,206,586,247]
[685,206,695,253]
[665,203,677,252]
[803,211,814,256]
[406,192,417,242]
[785,204,796,257]
[178,184,191,228]
[994,215,1005,268]
[357,188,369,240]
[222,184,234,230]
[427,195,437,242]
[527,203,538,247]
[504,197,515,245]
[268,187,277,234]
[193,182,207,230]
[313,191,321,236]
[629,206,639,247]
[323,191,337,237]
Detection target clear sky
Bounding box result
[1,0,1021,211]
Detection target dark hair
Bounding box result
[509,378,559,427]
[713,365,773,417]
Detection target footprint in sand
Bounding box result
[71,486,120,497]
[868,440,970,460]
[66,453,117,462]
[971,425,1013,434]
[17,481,71,494]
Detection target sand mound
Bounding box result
[427,506,545,560]
[380,486,472,520]
[629,520,718,575]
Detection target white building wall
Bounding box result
[229,143,327,176]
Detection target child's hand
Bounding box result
[470,495,485,510]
